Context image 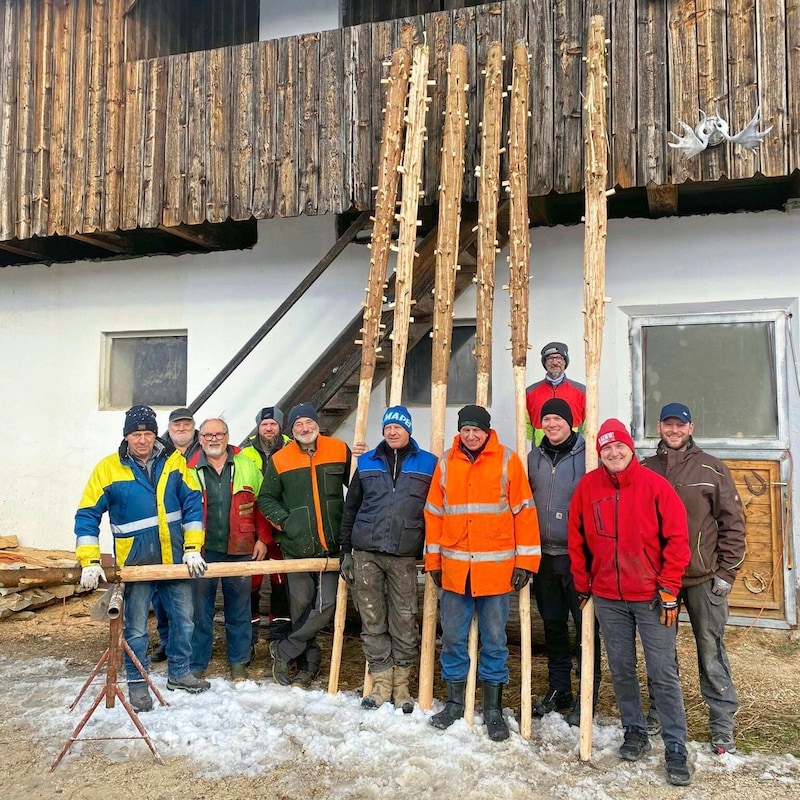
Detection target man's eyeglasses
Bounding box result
[201,432,228,441]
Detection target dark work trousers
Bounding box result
[595,595,688,757]
[352,550,419,673]
[274,570,339,672]
[533,553,602,694]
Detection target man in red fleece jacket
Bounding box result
[568,419,691,787]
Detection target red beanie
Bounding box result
[596,418,634,454]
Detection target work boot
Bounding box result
[128,682,153,713]
[361,667,394,709]
[665,744,691,786]
[392,665,415,714]
[150,642,167,663]
[430,679,466,730]
[167,672,211,693]
[645,706,662,737]
[565,684,599,728]
[230,663,247,682]
[618,727,651,761]
[269,640,292,686]
[482,682,509,742]
[533,687,573,718]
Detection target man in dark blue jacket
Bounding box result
[339,406,437,713]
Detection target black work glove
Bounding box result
[428,570,442,588]
[649,587,679,627]
[511,568,531,591]
[576,592,591,610]
[339,552,354,586]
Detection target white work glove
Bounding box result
[182,551,207,577]
[711,576,732,596]
[79,565,107,590]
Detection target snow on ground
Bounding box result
[2,653,798,799]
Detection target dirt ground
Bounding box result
[1,593,799,799]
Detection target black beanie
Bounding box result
[457,404,491,433]
[256,406,284,428]
[123,405,158,437]
[540,398,574,428]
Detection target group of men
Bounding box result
[73,338,746,788]
[525,342,745,787]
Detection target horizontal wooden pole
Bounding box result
[0,558,339,588]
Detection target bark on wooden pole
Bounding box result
[418,43,467,712]
[331,48,411,697]
[507,40,533,741]
[579,15,609,762]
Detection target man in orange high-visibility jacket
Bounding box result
[424,405,541,741]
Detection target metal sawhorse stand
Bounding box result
[50,583,168,770]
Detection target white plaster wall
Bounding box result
[259,0,339,40]
[3,209,800,598]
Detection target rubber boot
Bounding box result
[482,681,509,741]
[361,667,394,709]
[392,665,414,714]
[430,679,466,729]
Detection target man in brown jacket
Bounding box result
[642,402,746,756]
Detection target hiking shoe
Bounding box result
[665,747,691,786]
[230,663,248,682]
[619,727,652,761]
[270,640,292,686]
[710,736,737,755]
[291,669,318,689]
[150,643,167,663]
[167,672,210,693]
[645,706,662,737]
[533,687,573,718]
[128,683,153,713]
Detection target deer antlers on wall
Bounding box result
[668,107,773,159]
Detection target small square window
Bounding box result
[102,331,187,409]
[402,322,484,406]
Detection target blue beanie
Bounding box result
[123,405,158,437]
[287,402,318,431]
[382,405,412,434]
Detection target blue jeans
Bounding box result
[439,587,510,684]
[191,551,253,670]
[152,587,169,645]
[124,579,194,682]
[594,595,687,756]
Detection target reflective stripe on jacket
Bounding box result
[75,441,204,568]
[189,447,273,556]
[424,430,541,596]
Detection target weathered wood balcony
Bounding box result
[0,0,797,249]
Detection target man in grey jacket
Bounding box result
[528,398,601,726]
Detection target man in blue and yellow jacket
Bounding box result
[75,404,210,713]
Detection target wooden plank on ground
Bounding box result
[252,38,277,219]
[231,42,255,221]
[162,52,189,227]
[0,535,19,549]
[207,45,231,223]
[637,0,668,186]
[298,32,321,216]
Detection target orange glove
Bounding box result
[651,587,679,627]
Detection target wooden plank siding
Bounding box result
[0,0,798,245]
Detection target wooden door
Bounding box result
[723,459,785,621]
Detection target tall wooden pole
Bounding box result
[579,16,609,760]
[507,40,532,741]
[328,50,411,696]
[418,44,468,712]
[462,40,504,726]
